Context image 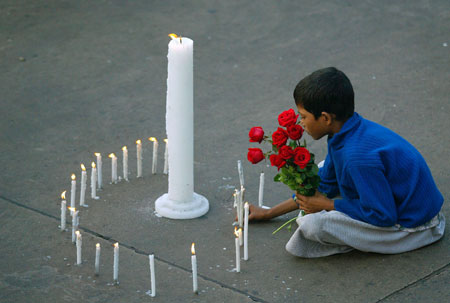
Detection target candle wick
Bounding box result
[180,37,182,44]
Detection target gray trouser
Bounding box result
[285,210,445,258]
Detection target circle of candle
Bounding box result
[109,153,117,184]
[91,162,98,199]
[163,139,168,174]
[122,146,128,181]
[95,153,102,189]
[237,160,244,188]
[258,172,264,207]
[136,140,143,178]
[191,243,198,294]
[70,174,76,209]
[80,164,87,207]
[244,202,249,261]
[113,242,119,283]
[60,191,67,231]
[95,243,101,276]
[148,137,158,174]
[234,227,241,273]
[154,34,209,219]
[149,254,156,297]
[76,230,82,265]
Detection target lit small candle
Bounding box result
[244,202,249,261]
[80,164,87,207]
[60,191,67,231]
[234,227,241,273]
[237,160,244,188]
[163,139,168,174]
[76,230,82,265]
[90,162,98,199]
[95,153,102,189]
[136,140,143,178]
[70,174,76,209]
[149,137,158,174]
[122,146,128,181]
[258,172,264,207]
[149,254,156,297]
[113,242,119,283]
[191,243,198,294]
[95,243,101,276]
[109,153,117,184]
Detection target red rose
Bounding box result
[293,147,311,169]
[272,127,289,147]
[249,126,265,143]
[269,154,286,170]
[278,145,294,160]
[287,124,304,140]
[278,109,299,127]
[247,148,265,164]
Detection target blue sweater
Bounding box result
[318,112,443,228]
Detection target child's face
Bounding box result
[296,104,330,140]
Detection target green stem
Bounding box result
[272,216,298,235]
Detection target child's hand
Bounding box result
[296,190,335,214]
[248,204,271,221]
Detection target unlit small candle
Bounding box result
[76,231,82,265]
[244,202,249,260]
[149,254,156,297]
[122,146,128,181]
[95,153,102,189]
[258,172,264,207]
[136,140,143,178]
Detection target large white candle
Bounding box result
[234,228,241,273]
[95,153,102,189]
[149,137,158,174]
[136,140,143,178]
[122,146,128,181]
[113,242,119,283]
[109,153,117,184]
[244,202,249,260]
[163,139,168,174]
[149,254,156,297]
[76,231,82,265]
[258,172,264,207]
[60,191,67,231]
[70,174,76,209]
[237,160,244,188]
[191,243,198,294]
[80,164,87,207]
[95,243,101,276]
[91,162,98,199]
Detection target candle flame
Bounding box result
[81,164,86,171]
[96,243,100,248]
[75,230,80,236]
[91,162,96,168]
[95,152,101,157]
[61,191,66,200]
[191,243,196,255]
[122,146,127,151]
[164,138,168,143]
[68,207,76,212]
[148,137,157,142]
[108,153,116,158]
[234,227,242,238]
[136,139,142,145]
[114,242,119,248]
[71,174,76,180]
[168,33,182,44]
[245,201,249,207]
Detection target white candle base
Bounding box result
[155,192,209,219]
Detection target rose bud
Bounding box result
[278,109,299,127]
[269,154,286,170]
[293,147,311,169]
[287,124,304,140]
[247,148,265,164]
[249,126,265,143]
[278,145,295,160]
[272,127,289,147]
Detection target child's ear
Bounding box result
[321,112,334,125]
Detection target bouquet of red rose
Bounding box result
[247,108,320,197]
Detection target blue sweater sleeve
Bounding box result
[318,154,340,198]
[334,164,398,227]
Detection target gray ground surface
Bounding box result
[1,0,449,302]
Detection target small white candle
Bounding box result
[234,228,241,273]
[149,137,158,174]
[80,164,87,207]
[70,208,79,244]
[237,160,244,188]
[113,242,119,283]
[95,153,102,189]
[191,243,198,294]
[239,187,245,246]
[60,191,67,231]
[95,243,101,276]
[258,172,264,207]
[122,146,128,181]
[109,153,117,184]
[149,254,156,297]
[91,162,98,199]
[163,139,168,174]
[244,202,249,261]
[70,174,76,209]
[136,140,143,178]
[76,230,82,265]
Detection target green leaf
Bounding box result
[305,183,313,189]
[274,174,281,182]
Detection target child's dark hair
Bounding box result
[293,67,354,121]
